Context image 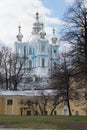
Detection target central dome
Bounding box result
[28,34,39,47]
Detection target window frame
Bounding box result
[45,110,48,115]
[7,99,13,105]
[42,58,45,67]
[29,60,32,69]
[54,49,56,54]
[54,111,57,115]
[29,48,32,55]
[41,45,45,52]
[75,111,79,115]
[85,92,87,100]
[74,92,80,100]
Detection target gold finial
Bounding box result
[18,22,21,32]
[36,11,39,21]
[36,11,39,16]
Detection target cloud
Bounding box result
[84,0,87,7]
[65,0,75,5]
[0,0,64,48]
[65,0,87,6]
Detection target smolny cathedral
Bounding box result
[14,12,60,90]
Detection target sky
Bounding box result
[0,0,78,48]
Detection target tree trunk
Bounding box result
[67,99,72,116]
[14,80,18,90]
[50,105,56,115]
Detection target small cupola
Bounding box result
[32,11,42,35]
[39,23,46,39]
[51,28,57,44]
[16,25,23,42]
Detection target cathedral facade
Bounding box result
[14,12,60,89]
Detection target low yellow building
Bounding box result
[0,90,87,116]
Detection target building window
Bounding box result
[45,99,48,106]
[41,45,45,52]
[54,50,56,54]
[27,110,31,115]
[7,99,13,105]
[85,111,87,116]
[24,46,26,57]
[64,101,68,106]
[85,92,87,100]
[64,109,68,115]
[35,111,38,115]
[74,92,79,100]
[35,100,38,105]
[29,60,32,69]
[47,80,49,83]
[42,58,45,67]
[54,62,56,69]
[75,111,79,115]
[19,48,21,54]
[45,110,48,115]
[54,111,57,115]
[74,75,79,82]
[29,48,32,55]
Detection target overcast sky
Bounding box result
[0,0,80,48]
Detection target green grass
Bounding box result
[0,115,86,129]
[0,116,66,129]
[56,115,87,122]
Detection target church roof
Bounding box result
[29,34,39,43]
[28,34,39,47]
[28,33,48,47]
[0,90,57,96]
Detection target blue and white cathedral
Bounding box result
[14,12,60,89]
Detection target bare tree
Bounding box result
[11,53,26,90]
[61,0,87,79]
[0,47,12,89]
[56,0,87,113]
[0,47,28,90]
[0,50,4,88]
[49,50,79,116]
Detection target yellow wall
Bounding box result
[0,95,87,116]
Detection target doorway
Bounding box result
[27,110,31,115]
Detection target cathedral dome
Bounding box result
[29,34,39,43]
[28,34,39,47]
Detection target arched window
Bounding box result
[29,48,32,55]
[29,60,32,69]
[19,48,21,54]
[54,62,56,69]
[41,45,45,52]
[42,58,45,67]
[54,50,56,54]
[24,46,26,57]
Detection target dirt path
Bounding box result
[0,119,87,130]
[56,119,87,130]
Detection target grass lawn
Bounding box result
[55,115,87,122]
[0,116,87,129]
